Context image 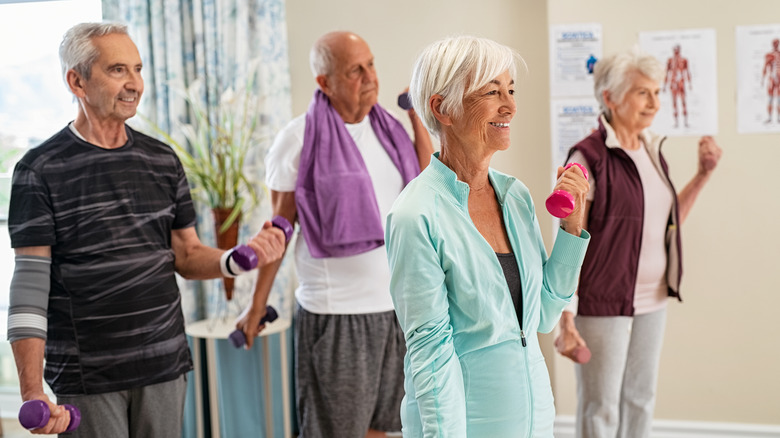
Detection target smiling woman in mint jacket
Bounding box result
[385,36,590,437]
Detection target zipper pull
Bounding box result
[521,330,527,347]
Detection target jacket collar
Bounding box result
[427,152,516,209]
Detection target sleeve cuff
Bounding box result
[550,228,590,268]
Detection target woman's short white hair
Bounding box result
[593,47,665,118]
[409,35,524,138]
[59,22,130,87]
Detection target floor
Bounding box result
[0,417,402,437]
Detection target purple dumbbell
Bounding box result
[271,215,294,243]
[19,399,81,432]
[229,306,279,348]
[546,162,589,218]
[230,215,294,271]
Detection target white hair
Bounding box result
[309,31,361,78]
[309,36,335,77]
[409,35,525,138]
[59,22,130,88]
[593,47,665,118]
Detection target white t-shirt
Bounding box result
[265,113,405,314]
[569,135,674,315]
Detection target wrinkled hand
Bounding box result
[555,165,589,235]
[26,395,70,435]
[697,136,722,176]
[234,305,269,349]
[554,318,589,363]
[247,221,286,267]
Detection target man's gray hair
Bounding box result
[593,47,665,118]
[59,22,130,85]
[409,35,524,138]
[309,34,336,77]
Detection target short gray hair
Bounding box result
[409,35,524,138]
[59,22,130,85]
[593,47,665,118]
[309,32,345,77]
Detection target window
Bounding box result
[0,0,102,413]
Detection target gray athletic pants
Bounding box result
[56,374,187,438]
[574,308,667,438]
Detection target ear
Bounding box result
[430,94,452,127]
[316,75,331,97]
[602,89,617,112]
[66,69,87,98]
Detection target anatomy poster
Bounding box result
[639,28,718,137]
[736,24,780,134]
[549,23,602,97]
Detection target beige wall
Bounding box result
[548,0,780,425]
[284,0,552,205]
[284,0,780,427]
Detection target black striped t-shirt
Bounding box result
[9,125,196,395]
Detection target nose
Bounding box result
[649,92,659,109]
[501,92,517,116]
[126,70,144,93]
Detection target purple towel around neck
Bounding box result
[295,89,420,258]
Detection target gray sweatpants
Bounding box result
[574,308,667,438]
[56,374,187,438]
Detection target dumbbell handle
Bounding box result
[229,306,279,348]
[546,163,589,219]
[19,400,81,432]
[230,215,294,271]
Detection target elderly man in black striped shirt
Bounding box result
[7,22,285,437]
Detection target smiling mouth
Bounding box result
[489,122,510,128]
[118,97,136,103]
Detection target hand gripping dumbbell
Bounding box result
[226,215,294,273]
[19,399,81,432]
[228,305,280,348]
[546,162,589,218]
[227,215,293,348]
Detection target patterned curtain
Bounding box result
[101,1,295,436]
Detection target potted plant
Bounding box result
[142,66,268,300]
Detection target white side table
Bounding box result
[186,317,292,438]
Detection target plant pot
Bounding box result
[212,207,241,301]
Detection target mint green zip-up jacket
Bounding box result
[386,154,590,437]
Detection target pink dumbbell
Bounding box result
[19,399,81,432]
[570,346,592,364]
[546,163,589,218]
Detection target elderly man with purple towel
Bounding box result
[234,31,433,438]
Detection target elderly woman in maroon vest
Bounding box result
[553,48,722,438]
